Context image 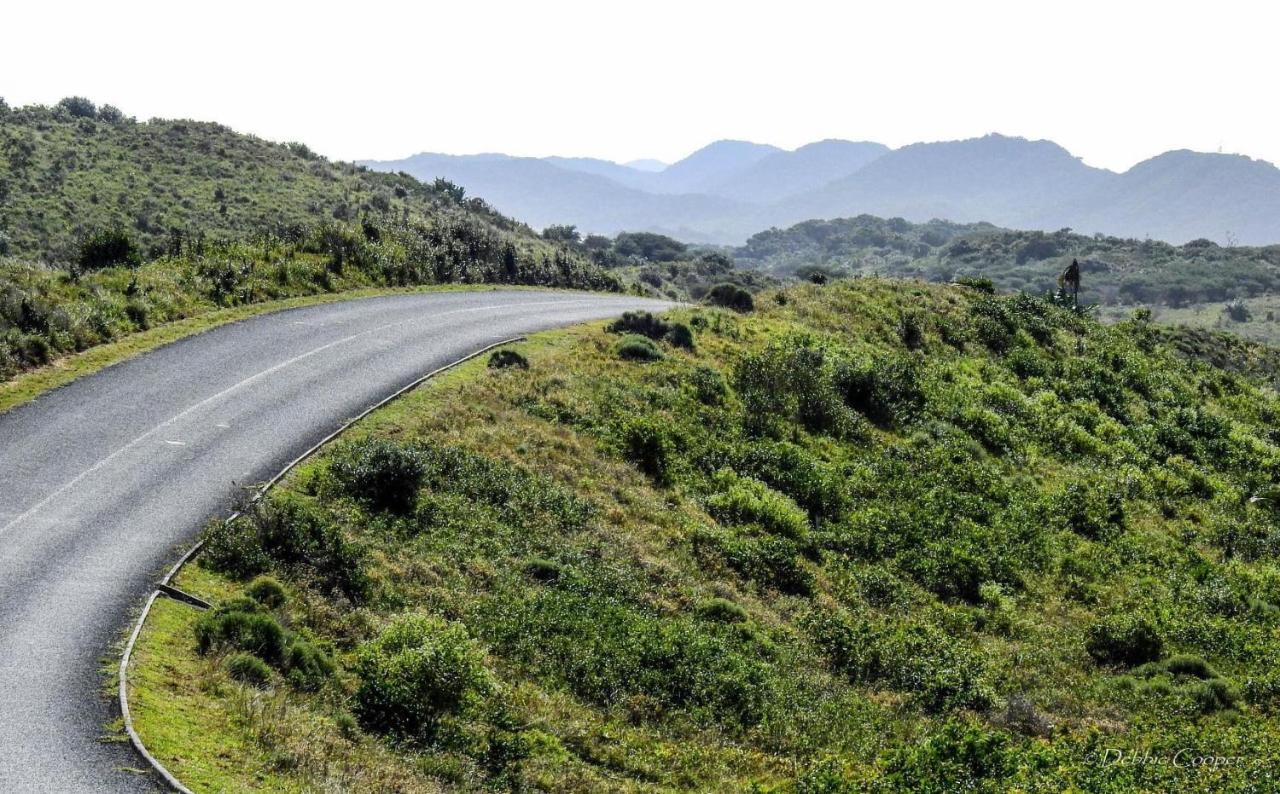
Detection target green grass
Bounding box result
[128,279,1280,791]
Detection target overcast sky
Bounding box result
[3,0,1276,172]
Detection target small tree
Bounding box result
[57,96,98,119]
[78,228,140,270]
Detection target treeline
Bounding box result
[734,215,1280,307]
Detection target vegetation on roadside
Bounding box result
[133,279,1280,791]
[0,99,618,385]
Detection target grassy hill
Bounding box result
[0,99,618,384]
[133,279,1280,791]
[734,215,1280,308]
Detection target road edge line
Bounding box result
[117,334,529,793]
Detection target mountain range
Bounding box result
[361,136,1280,246]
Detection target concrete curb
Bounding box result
[116,335,528,793]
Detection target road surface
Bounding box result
[0,289,670,792]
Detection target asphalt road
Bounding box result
[0,289,670,792]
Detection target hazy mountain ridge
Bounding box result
[363,135,1280,246]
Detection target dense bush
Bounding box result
[487,349,529,370]
[615,334,664,362]
[616,417,676,484]
[331,439,425,514]
[607,311,670,339]
[833,355,925,428]
[195,599,287,664]
[78,228,141,270]
[705,469,808,539]
[1085,615,1164,667]
[246,575,287,608]
[354,616,492,740]
[226,652,273,687]
[200,495,368,601]
[706,283,755,312]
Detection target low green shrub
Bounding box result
[688,365,727,405]
[284,637,335,692]
[808,610,992,713]
[695,529,814,596]
[616,334,663,362]
[833,355,925,428]
[607,311,670,339]
[487,349,529,370]
[354,615,492,741]
[78,227,140,270]
[1085,615,1163,667]
[246,575,287,608]
[706,283,755,313]
[695,597,748,623]
[331,439,425,514]
[226,652,272,688]
[522,558,563,583]
[616,417,676,484]
[666,322,695,350]
[200,495,368,601]
[706,469,808,539]
[195,600,287,665]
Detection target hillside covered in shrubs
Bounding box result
[735,215,1280,309]
[0,98,618,383]
[138,279,1280,791]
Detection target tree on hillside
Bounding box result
[614,231,687,263]
[542,224,581,244]
[56,96,97,119]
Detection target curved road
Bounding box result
[0,289,670,792]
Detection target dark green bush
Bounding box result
[195,600,287,665]
[1085,615,1163,667]
[833,355,925,428]
[487,349,529,370]
[688,366,727,405]
[478,590,772,728]
[246,575,287,608]
[523,558,563,583]
[607,311,670,339]
[696,529,814,596]
[1053,480,1126,539]
[706,283,755,313]
[78,227,140,270]
[617,417,675,484]
[955,276,996,294]
[226,652,272,687]
[808,610,992,714]
[880,720,1012,790]
[616,334,663,362]
[200,496,368,601]
[666,323,695,350]
[696,597,748,623]
[284,637,335,691]
[331,439,425,514]
[354,616,492,740]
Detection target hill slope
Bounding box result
[134,279,1280,792]
[0,99,618,383]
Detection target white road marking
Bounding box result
[164,440,186,446]
[0,297,602,539]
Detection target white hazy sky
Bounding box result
[3,0,1277,171]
